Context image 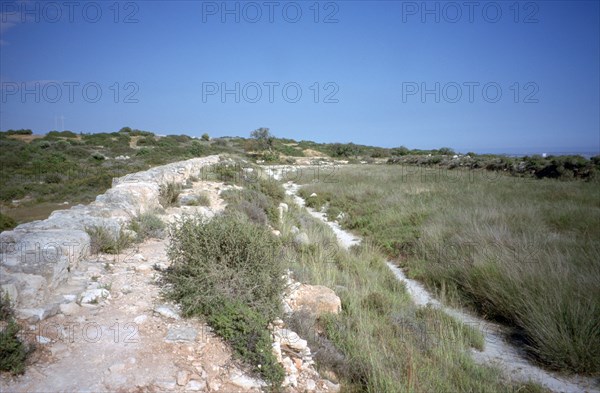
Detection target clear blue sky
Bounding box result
[1,0,599,154]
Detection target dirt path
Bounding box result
[1,181,268,393]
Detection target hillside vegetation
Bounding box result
[165,166,545,392]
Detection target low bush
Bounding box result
[0,291,32,374]
[165,213,285,388]
[222,188,278,225]
[0,212,17,232]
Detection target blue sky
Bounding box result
[1,0,599,154]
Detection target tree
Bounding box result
[391,146,410,156]
[119,126,132,133]
[201,133,210,141]
[250,128,274,152]
[438,147,455,155]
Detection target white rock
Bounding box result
[134,264,152,273]
[310,193,317,197]
[62,294,77,302]
[305,379,317,391]
[60,302,80,316]
[185,380,206,391]
[229,372,265,389]
[79,288,110,304]
[154,305,180,320]
[36,335,51,344]
[154,380,177,390]
[133,315,148,324]
[275,329,307,352]
[272,341,283,363]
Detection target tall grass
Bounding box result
[298,165,600,374]
[278,203,544,392]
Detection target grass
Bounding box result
[159,182,182,207]
[129,212,166,241]
[182,192,211,207]
[277,202,544,392]
[85,225,134,254]
[298,164,600,375]
[164,212,285,389]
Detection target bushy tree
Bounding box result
[250,127,274,152]
[438,147,455,155]
[201,133,210,141]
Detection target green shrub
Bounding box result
[86,225,134,254]
[201,133,210,141]
[47,130,77,138]
[165,213,285,387]
[0,186,26,202]
[5,129,32,135]
[213,164,240,184]
[0,291,31,375]
[208,299,285,387]
[0,212,17,231]
[44,173,62,184]
[129,212,165,241]
[159,182,182,207]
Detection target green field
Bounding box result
[298,164,600,375]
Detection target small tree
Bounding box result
[438,147,455,155]
[201,133,210,141]
[250,128,274,152]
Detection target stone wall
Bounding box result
[0,155,220,319]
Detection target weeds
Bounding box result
[129,212,166,241]
[183,193,211,207]
[159,182,182,207]
[86,225,134,254]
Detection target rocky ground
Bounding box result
[1,178,339,393]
